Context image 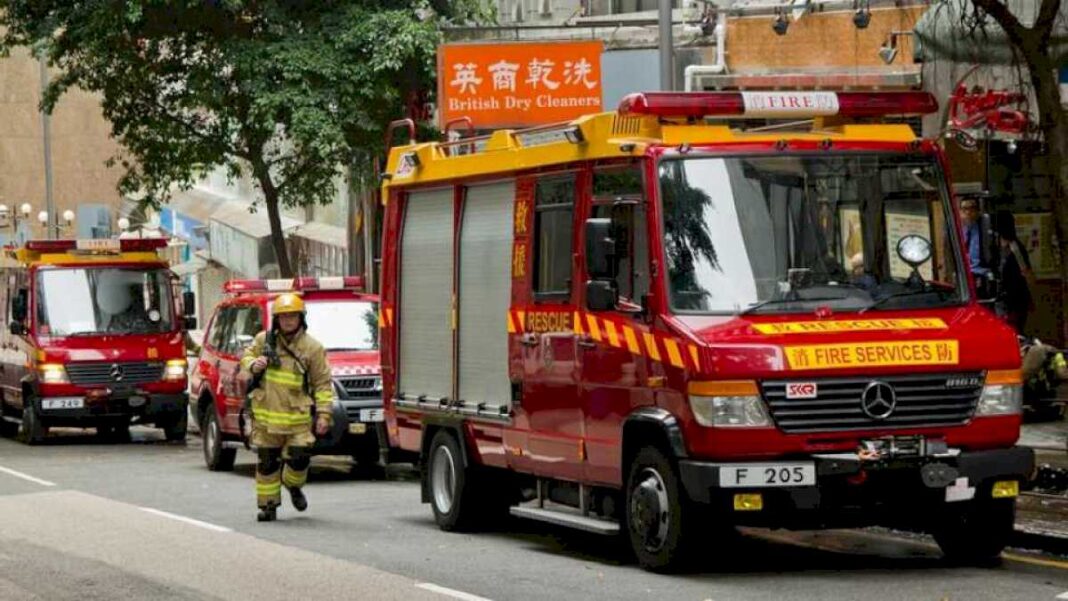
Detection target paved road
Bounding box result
[0,428,1066,601]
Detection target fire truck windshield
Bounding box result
[36,267,174,336]
[303,300,378,351]
[660,153,967,315]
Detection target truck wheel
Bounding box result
[932,498,1015,565]
[427,430,481,531]
[18,401,48,445]
[0,418,16,439]
[162,410,188,442]
[202,410,236,471]
[625,446,699,572]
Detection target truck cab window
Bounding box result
[533,176,576,301]
[592,165,648,305]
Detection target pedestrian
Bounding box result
[958,197,990,280]
[241,293,334,522]
[994,211,1034,335]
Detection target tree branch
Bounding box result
[1037,0,1063,45]
[970,0,1029,48]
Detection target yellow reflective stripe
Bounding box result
[314,390,333,402]
[253,408,312,425]
[282,470,307,488]
[265,368,303,388]
[256,482,281,494]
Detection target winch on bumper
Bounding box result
[678,438,1035,529]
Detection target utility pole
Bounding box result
[659,0,674,91]
[38,53,56,239]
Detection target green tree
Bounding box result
[0,1,482,276]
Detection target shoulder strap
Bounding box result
[275,331,309,374]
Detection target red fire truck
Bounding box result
[380,91,1035,570]
[0,238,196,444]
[190,277,383,472]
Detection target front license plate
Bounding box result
[719,463,816,488]
[348,423,367,435]
[359,409,384,423]
[41,397,84,410]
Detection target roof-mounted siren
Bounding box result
[617,91,938,120]
[224,276,365,295]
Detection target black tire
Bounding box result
[162,410,188,442]
[18,400,48,445]
[625,446,701,572]
[932,498,1015,565]
[0,418,16,439]
[202,409,236,471]
[426,430,486,531]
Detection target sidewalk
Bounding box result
[1016,420,1068,555]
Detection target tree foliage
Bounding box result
[0,0,483,276]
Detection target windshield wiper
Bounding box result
[739,295,850,315]
[857,288,949,314]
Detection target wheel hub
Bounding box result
[431,445,456,514]
[630,468,670,551]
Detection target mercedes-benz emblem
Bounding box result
[109,363,125,382]
[860,381,896,420]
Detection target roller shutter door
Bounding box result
[458,181,514,410]
[399,188,454,400]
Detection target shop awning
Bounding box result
[209,203,301,239]
[291,221,347,249]
[913,1,1068,65]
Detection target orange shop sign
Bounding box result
[438,41,604,129]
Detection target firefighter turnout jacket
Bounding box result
[240,329,334,433]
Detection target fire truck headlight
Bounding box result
[37,363,69,384]
[976,370,1023,416]
[372,377,383,392]
[688,381,771,428]
[163,359,188,381]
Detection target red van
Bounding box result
[190,277,383,471]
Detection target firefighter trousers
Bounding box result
[254,429,315,509]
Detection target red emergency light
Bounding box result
[224,276,365,295]
[618,91,938,120]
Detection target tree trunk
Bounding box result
[251,160,294,278]
[1021,46,1068,343]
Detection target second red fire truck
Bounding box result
[379,91,1032,571]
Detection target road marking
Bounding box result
[416,583,493,601]
[138,507,232,533]
[1003,552,1068,571]
[0,465,56,487]
[1055,591,1068,600]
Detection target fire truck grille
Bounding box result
[66,362,164,386]
[761,373,983,434]
[338,377,380,399]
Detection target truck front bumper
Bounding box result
[678,446,1034,529]
[35,393,186,426]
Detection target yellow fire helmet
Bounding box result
[272,293,305,316]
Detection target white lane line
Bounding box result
[0,465,56,487]
[1055,591,1068,600]
[138,507,233,533]
[416,583,493,601]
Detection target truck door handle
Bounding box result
[519,333,539,347]
[576,335,597,349]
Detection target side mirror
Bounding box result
[12,289,27,322]
[8,321,25,336]
[586,280,617,312]
[585,218,616,280]
[182,290,196,316]
[183,316,198,331]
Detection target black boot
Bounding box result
[289,487,308,512]
[257,506,277,522]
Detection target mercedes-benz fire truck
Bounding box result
[0,238,195,444]
[379,91,1033,571]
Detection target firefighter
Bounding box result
[240,293,333,522]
